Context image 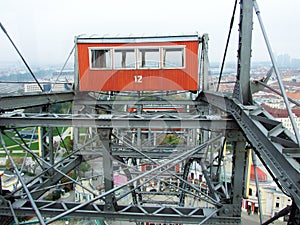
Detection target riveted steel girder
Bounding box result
[198,91,300,208]
[0,112,237,130]
[0,92,74,112]
[0,201,240,224]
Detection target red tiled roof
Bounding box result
[250,165,267,182]
[262,104,300,118]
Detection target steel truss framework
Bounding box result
[0,1,299,225]
[0,90,299,225]
[0,92,245,225]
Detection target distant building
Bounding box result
[24,83,45,93]
[24,82,71,93]
[75,180,99,203]
[264,186,292,219]
[74,174,127,203]
[242,164,291,221]
[262,104,300,133]
[277,54,290,68]
[290,58,300,69]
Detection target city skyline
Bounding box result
[0,0,300,65]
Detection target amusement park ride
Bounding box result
[0,0,299,224]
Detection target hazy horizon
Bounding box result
[1,0,300,65]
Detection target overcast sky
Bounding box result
[0,0,299,66]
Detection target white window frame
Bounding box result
[113,48,137,70]
[162,46,186,69]
[137,47,161,69]
[88,45,186,70]
[89,48,113,70]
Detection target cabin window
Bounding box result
[90,49,112,69]
[89,46,186,70]
[114,49,136,69]
[138,48,160,69]
[163,47,185,68]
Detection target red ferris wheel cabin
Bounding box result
[75,34,200,92]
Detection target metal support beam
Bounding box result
[218,131,246,218]
[0,201,241,224]
[1,129,84,199]
[0,92,74,112]
[252,150,263,224]
[179,158,193,206]
[44,137,220,224]
[233,0,253,104]
[0,112,237,130]
[99,128,115,211]
[253,0,300,145]
[198,91,300,209]
[48,127,54,176]
[0,133,46,225]
[200,34,209,91]
[230,132,247,206]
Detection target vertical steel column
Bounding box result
[232,141,247,206]
[40,127,54,176]
[48,128,54,176]
[252,150,263,224]
[200,34,209,91]
[0,171,3,196]
[100,128,115,211]
[74,36,80,91]
[179,158,193,206]
[233,0,253,105]
[137,105,142,149]
[221,131,247,218]
[40,127,48,173]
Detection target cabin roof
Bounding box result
[75,34,201,44]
